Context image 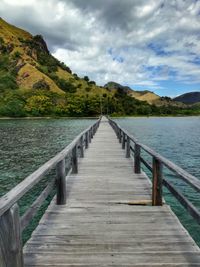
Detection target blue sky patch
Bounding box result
[147,42,171,56]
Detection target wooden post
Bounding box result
[56,159,66,205]
[80,136,84,158]
[122,133,126,149]
[85,132,89,149]
[72,145,78,174]
[134,143,141,173]
[126,136,130,158]
[89,129,92,143]
[119,129,122,143]
[0,204,24,267]
[93,125,95,136]
[91,127,94,139]
[93,125,96,135]
[152,158,163,206]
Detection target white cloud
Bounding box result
[0,0,200,94]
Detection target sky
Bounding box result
[1,0,200,97]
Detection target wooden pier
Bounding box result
[0,116,200,266]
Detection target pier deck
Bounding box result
[23,118,200,266]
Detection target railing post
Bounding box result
[56,159,66,205]
[72,145,78,174]
[126,136,130,158]
[134,143,141,173]
[89,129,92,143]
[122,132,126,149]
[0,204,24,267]
[85,132,89,149]
[152,158,163,206]
[91,126,94,139]
[119,129,122,143]
[80,136,84,158]
[93,125,95,136]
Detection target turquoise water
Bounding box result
[0,118,95,242]
[115,117,200,246]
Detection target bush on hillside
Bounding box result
[56,78,76,93]
[32,79,50,90]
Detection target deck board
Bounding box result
[24,117,200,266]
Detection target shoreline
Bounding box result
[0,114,199,120]
[0,116,99,120]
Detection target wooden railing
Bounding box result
[108,117,200,223]
[0,117,101,267]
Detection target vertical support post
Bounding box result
[116,127,119,139]
[134,143,141,173]
[152,158,163,206]
[89,129,92,143]
[122,132,126,149]
[72,145,78,174]
[85,132,89,149]
[126,136,130,158]
[115,126,118,136]
[56,159,66,205]
[0,204,24,267]
[119,129,122,143]
[91,126,94,139]
[93,125,95,136]
[80,135,84,158]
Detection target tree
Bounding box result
[83,76,89,82]
[25,95,53,115]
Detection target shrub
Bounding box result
[0,74,18,91]
[56,79,76,93]
[32,79,50,90]
[83,76,89,82]
[88,81,96,85]
[25,95,53,115]
[12,51,21,59]
[85,87,91,92]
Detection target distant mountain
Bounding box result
[104,82,184,107]
[104,82,160,104]
[174,92,200,104]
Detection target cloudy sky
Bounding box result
[1,0,200,97]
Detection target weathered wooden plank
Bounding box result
[24,252,200,265]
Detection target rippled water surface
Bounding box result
[0,118,95,242]
[0,118,94,196]
[115,117,200,246]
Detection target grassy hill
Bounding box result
[0,17,109,96]
[0,17,199,117]
[104,82,185,107]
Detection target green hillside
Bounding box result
[0,17,199,117]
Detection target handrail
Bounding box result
[108,117,200,224]
[0,117,101,266]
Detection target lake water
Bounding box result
[115,117,200,246]
[0,117,199,246]
[0,118,95,242]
